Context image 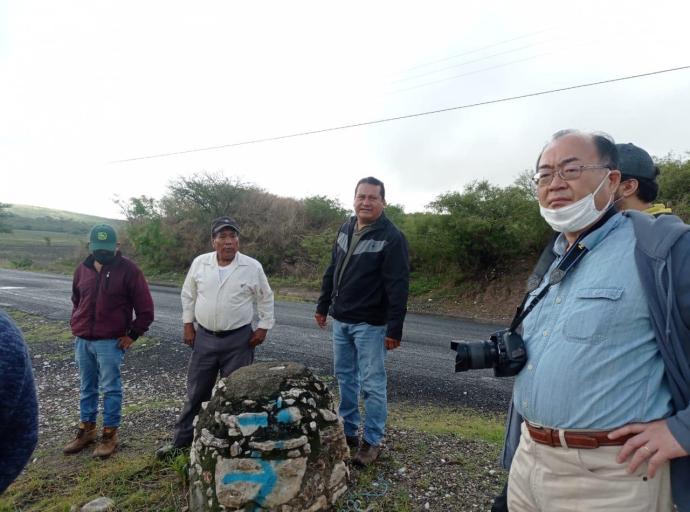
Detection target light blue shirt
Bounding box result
[513,214,673,429]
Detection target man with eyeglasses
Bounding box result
[156,216,275,460]
[499,130,690,511]
[491,139,677,512]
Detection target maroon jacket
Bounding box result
[70,253,154,341]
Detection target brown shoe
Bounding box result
[63,422,98,455]
[346,435,360,448]
[92,426,119,459]
[353,440,380,466]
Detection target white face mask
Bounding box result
[539,171,613,233]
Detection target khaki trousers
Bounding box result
[508,422,672,512]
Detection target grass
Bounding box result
[389,405,506,445]
[0,230,86,273]
[0,456,188,511]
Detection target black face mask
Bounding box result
[93,251,116,265]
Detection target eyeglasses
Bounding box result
[533,164,610,187]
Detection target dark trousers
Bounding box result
[172,324,254,446]
[491,480,509,512]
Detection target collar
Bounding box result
[553,210,623,257]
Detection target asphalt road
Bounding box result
[0,268,514,413]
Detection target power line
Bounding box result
[385,27,561,76]
[383,40,599,96]
[110,65,690,164]
[386,35,567,86]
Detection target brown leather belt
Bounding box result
[526,422,634,449]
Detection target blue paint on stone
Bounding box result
[277,397,282,409]
[251,451,262,458]
[222,459,278,507]
[237,413,268,429]
[276,409,295,424]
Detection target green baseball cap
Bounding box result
[89,224,118,251]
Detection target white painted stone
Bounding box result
[81,497,115,511]
[287,450,300,458]
[319,408,338,422]
[307,398,316,408]
[236,412,268,436]
[200,429,230,449]
[242,400,257,407]
[201,401,209,410]
[215,457,307,509]
[328,461,347,488]
[309,422,317,431]
[288,388,305,398]
[303,443,311,455]
[249,439,276,452]
[282,435,308,450]
[330,484,347,504]
[284,399,295,405]
[231,441,242,457]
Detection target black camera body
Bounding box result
[450,329,527,377]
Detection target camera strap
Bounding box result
[509,207,617,333]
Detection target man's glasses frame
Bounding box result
[533,164,611,187]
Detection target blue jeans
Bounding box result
[75,338,125,427]
[332,320,387,446]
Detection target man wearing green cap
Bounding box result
[63,224,154,459]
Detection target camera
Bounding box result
[450,329,526,377]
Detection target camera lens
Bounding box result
[452,340,499,372]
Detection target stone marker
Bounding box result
[189,362,349,511]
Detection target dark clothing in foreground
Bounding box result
[316,212,410,341]
[173,324,254,446]
[0,309,38,494]
[70,252,154,341]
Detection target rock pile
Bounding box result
[189,362,349,511]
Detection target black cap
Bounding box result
[617,143,659,181]
[211,217,240,237]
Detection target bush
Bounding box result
[11,257,33,268]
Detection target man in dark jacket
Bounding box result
[63,224,154,459]
[315,177,409,466]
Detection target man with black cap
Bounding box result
[64,224,154,459]
[615,143,672,216]
[156,216,275,459]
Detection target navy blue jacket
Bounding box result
[0,309,38,495]
[316,212,409,341]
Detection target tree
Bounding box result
[0,203,12,233]
[301,196,350,230]
[656,152,690,223]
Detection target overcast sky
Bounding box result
[1,0,689,219]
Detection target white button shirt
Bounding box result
[181,251,275,331]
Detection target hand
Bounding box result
[609,419,689,478]
[183,323,196,347]
[385,337,401,350]
[117,335,135,350]
[249,328,267,347]
[315,313,328,329]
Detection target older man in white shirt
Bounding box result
[156,216,275,458]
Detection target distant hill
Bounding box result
[5,204,125,235]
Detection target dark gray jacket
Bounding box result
[625,210,690,512]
